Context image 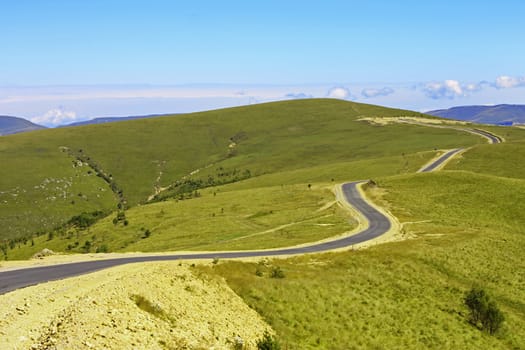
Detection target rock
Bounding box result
[31,248,55,259]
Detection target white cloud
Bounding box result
[30,107,78,127]
[361,87,394,98]
[326,86,352,99]
[494,75,525,89]
[285,92,313,99]
[422,80,467,99]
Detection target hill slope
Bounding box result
[0,116,46,135]
[427,104,525,125]
[3,99,525,349]
[59,114,167,127]
[0,99,484,248]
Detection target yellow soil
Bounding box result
[0,262,272,349]
[358,116,469,126]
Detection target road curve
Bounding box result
[417,127,501,172]
[0,181,391,295]
[469,128,502,144]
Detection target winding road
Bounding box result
[418,148,464,172]
[0,126,502,295]
[0,181,387,294]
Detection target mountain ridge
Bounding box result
[0,115,46,135]
[427,104,525,125]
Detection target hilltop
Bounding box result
[0,116,46,135]
[59,114,169,127]
[427,104,525,125]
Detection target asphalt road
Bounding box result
[0,181,391,295]
[469,128,501,144]
[419,148,464,172]
[418,128,501,172]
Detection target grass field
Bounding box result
[447,141,525,180]
[204,171,525,349]
[6,184,354,259]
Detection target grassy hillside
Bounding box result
[204,171,525,349]
[3,99,525,348]
[447,141,525,179]
[1,99,482,246]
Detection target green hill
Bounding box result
[1,99,482,252]
[2,98,525,348]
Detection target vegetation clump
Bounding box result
[151,167,252,202]
[256,331,281,350]
[270,266,285,279]
[465,287,505,335]
[67,210,105,229]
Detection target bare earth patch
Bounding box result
[358,116,469,126]
[0,262,272,349]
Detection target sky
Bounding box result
[1,0,524,126]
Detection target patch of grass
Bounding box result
[447,141,525,180]
[7,184,354,259]
[131,294,168,320]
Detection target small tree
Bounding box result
[465,287,488,324]
[465,287,504,335]
[483,301,505,335]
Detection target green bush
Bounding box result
[270,266,285,279]
[256,331,280,350]
[465,287,504,334]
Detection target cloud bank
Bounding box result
[420,75,525,99]
[422,80,466,99]
[326,86,352,100]
[361,87,394,98]
[494,75,525,89]
[30,107,78,126]
[285,92,313,99]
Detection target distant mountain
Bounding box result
[60,114,175,128]
[0,116,46,135]
[427,104,525,125]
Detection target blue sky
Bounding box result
[1,0,524,126]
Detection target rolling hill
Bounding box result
[0,99,482,246]
[427,104,525,125]
[2,99,525,348]
[0,115,46,135]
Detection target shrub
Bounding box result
[96,244,109,253]
[256,331,280,350]
[465,287,504,334]
[81,240,92,253]
[483,301,505,335]
[270,266,285,279]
